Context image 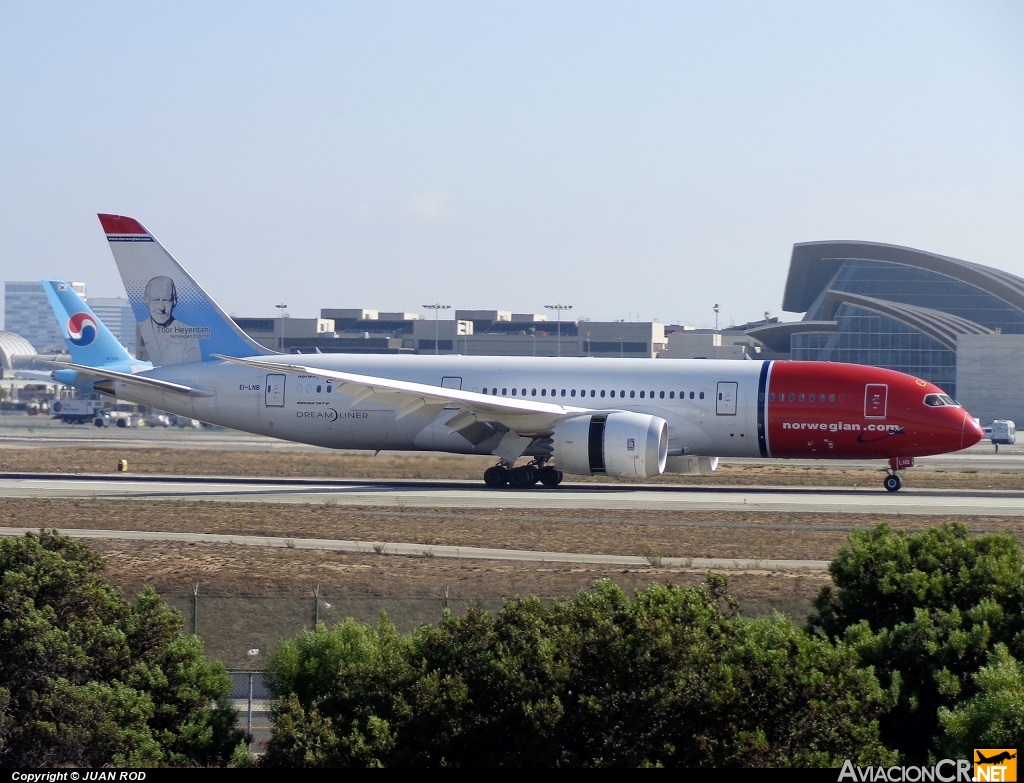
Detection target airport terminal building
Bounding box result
[747,241,1024,426]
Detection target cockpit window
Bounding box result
[923,394,960,407]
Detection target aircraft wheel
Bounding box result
[883,474,903,492]
[483,466,509,488]
[508,466,539,488]
[539,467,564,487]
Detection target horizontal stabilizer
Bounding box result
[50,362,215,397]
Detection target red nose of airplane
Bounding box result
[962,412,985,450]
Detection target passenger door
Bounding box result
[865,384,888,418]
[265,374,286,407]
[716,381,737,415]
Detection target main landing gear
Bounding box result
[883,456,913,492]
[483,461,564,489]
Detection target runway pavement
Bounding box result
[1,472,1022,515]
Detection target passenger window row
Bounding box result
[480,387,706,401]
[768,392,840,403]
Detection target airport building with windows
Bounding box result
[235,309,671,359]
[746,241,1024,426]
[4,281,86,353]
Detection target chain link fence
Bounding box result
[160,584,508,670]
[171,586,506,753]
[228,670,272,752]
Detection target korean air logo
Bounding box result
[67,312,98,346]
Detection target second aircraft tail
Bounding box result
[42,279,150,386]
[43,280,138,368]
[98,214,274,366]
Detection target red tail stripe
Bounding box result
[98,214,147,235]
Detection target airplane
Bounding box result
[41,279,152,387]
[56,213,985,492]
[976,751,1016,765]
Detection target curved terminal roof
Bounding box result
[0,332,37,369]
[744,321,838,354]
[817,291,993,351]
[782,241,1024,314]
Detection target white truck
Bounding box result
[990,420,1016,451]
[51,399,105,425]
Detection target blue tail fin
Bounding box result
[42,280,144,368]
[98,214,274,365]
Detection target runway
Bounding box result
[1,472,1022,515]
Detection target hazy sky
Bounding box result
[2,1,1022,329]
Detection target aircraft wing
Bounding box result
[213,354,591,435]
[51,362,216,397]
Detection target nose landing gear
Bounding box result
[883,473,903,492]
[883,456,913,492]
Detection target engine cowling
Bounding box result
[664,455,719,475]
[551,411,668,478]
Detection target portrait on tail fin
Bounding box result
[139,275,203,365]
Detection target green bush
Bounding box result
[808,522,1024,762]
[0,530,245,767]
[262,576,893,767]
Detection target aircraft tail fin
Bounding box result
[98,214,273,365]
[42,280,136,367]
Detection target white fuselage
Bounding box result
[113,354,763,458]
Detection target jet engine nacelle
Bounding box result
[551,411,668,478]
[665,455,719,475]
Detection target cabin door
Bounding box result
[864,384,888,418]
[716,382,738,415]
[265,374,286,407]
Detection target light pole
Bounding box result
[713,303,720,332]
[529,326,536,356]
[544,303,572,357]
[422,303,451,355]
[275,303,288,352]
